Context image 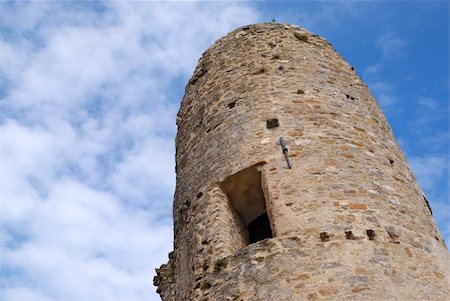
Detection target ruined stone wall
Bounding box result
[155,23,450,301]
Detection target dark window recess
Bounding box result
[248,213,272,243]
[266,118,279,129]
[220,163,273,246]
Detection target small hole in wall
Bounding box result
[278,65,284,71]
[345,94,355,101]
[435,236,439,241]
[320,232,330,242]
[228,100,237,109]
[297,89,304,94]
[366,230,376,240]
[389,159,394,165]
[345,231,354,240]
[266,118,279,129]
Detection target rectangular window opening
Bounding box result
[219,164,273,246]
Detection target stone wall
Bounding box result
[155,23,450,300]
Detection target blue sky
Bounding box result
[0,1,448,301]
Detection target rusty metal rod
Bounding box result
[279,137,292,169]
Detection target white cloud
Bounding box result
[361,31,407,108]
[418,96,440,110]
[410,97,449,151]
[409,155,448,191]
[367,81,397,107]
[362,63,382,78]
[376,32,406,59]
[377,93,396,107]
[414,96,448,127]
[0,2,259,301]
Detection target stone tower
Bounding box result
[154,23,450,300]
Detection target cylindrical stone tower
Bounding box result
[155,23,450,300]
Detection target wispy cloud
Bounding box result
[415,96,448,125]
[409,155,448,191]
[362,63,382,78]
[409,95,449,153]
[367,81,397,108]
[417,96,440,110]
[0,2,259,301]
[362,31,407,108]
[376,32,406,59]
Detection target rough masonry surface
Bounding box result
[154,23,450,301]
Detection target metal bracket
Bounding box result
[279,137,292,169]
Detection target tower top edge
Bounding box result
[216,22,327,44]
[195,22,330,66]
